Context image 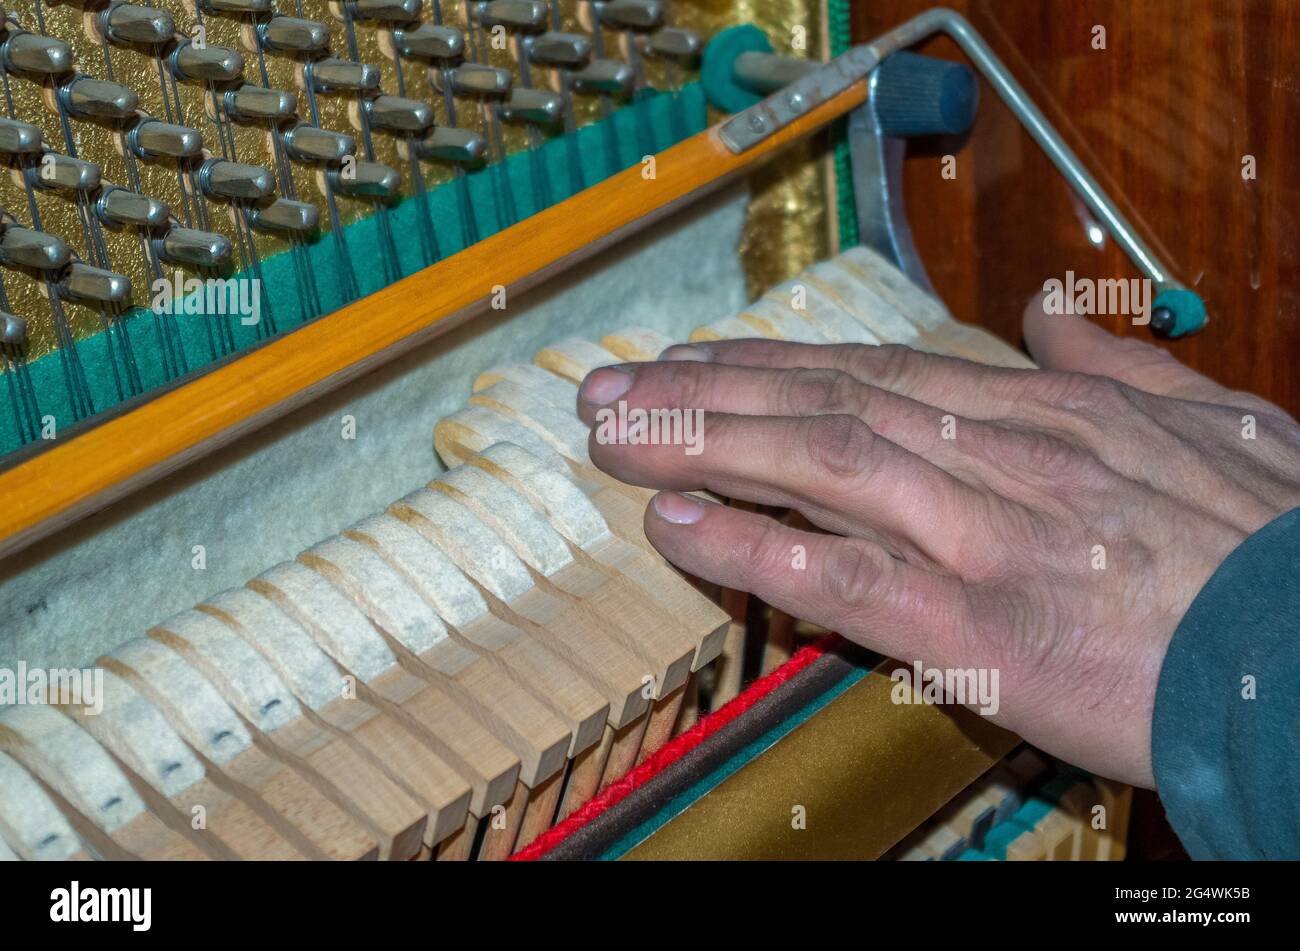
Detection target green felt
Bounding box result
[0,84,708,458]
[828,0,860,251]
[598,661,870,860]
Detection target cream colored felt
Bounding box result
[301,534,570,787]
[830,251,1036,368]
[533,337,621,383]
[0,703,206,860]
[802,261,935,350]
[392,487,650,727]
[252,561,518,816]
[735,297,831,343]
[202,586,471,847]
[472,442,728,670]
[150,609,427,860]
[600,325,675,361]
[472,362,577,404]
[763,279,882,343]
[0,749,92,860]
[61,667,301,860]
[434,407,725,664]
[347,513,608,756]
[690,314,764,342]
[436,406,570,475]
[435,464,694,697]
[471,380,593,463]
[104,637,377,860]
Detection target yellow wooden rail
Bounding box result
[0,83,868,562]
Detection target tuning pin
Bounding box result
[570,59,635,96]
[257,16,331,55]
[305,58,381,93]
[59,75,140,121]
[171,42,245,83]
[198,0,273,12]
[58,263,133,306]
[499,88,562,126]
[153,226,233,268]
[0,225,72,272]
[248,198,320,234]
[479,1,549,31]
[450,63,513,98]
[392,23,464,62]
[199,159,275,201]
[646,27,702,62]
[598,0,665,30]
[1,312,25,345]
[327,161,401,198]
[101,4,176,47]
[0,118,43,156]
[283,124,356,164]
[129,120,204,160]
[1,32,74,76]
[96,186,171,230]
[414,126,488,163]
[28,154,101,193]
[223,85,298,122]
[527,32,593,68]
[350,0,423,20]
[364,96,435,133]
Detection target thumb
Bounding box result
[1022,291,1229,403]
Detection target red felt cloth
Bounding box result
[510,633,841,860]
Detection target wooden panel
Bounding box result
[852,0,1300,415]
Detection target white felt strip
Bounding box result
[473,363,577,405]
[153,609,303,734]
[436,465,574,576]
[253,562,397,684]
[0,836,17,861]
[601,325,674,361]
[838,245,950,329]
[804,262,925,346]
[535,337,621,378]
[347,514,488,629]
[108,638,252,764]
[394,488,534,603]
[470,381,591,463]
[203,588,343,713]
[764,280,881,343]
[474,443,611,550]
[0,749,85,860]
[693,315,762,341]
[77,668,205,799]
[738,297,830,343]
[0,704,145,834]
[304,536,452,658]
[435,406,569,472]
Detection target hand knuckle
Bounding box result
[853,343,917,392]
[783,368,863,417]
[826,541,883,610]
[804,414,875,478]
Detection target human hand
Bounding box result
[576,300,1300,788]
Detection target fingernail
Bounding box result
[651,491,706,525]
[580,366,633,405]
[658,344,712,362]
